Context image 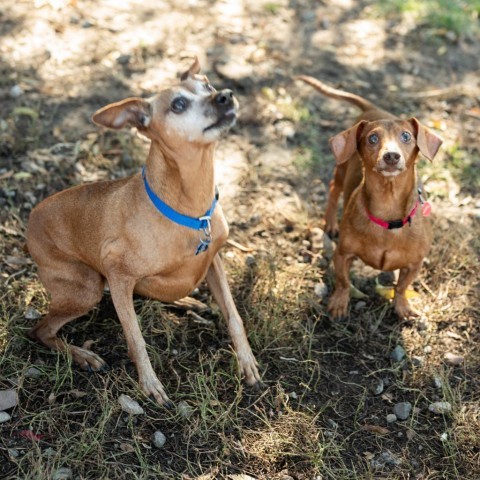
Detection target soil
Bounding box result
[1,0,479,479]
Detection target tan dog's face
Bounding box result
[357,120,417,177]
[329,117,443,174]
[92,58,238,147]
[148,75,238,145]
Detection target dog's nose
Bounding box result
[214,89,234,106]
[383,151,401,165]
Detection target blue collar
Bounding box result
[142,167,219,255]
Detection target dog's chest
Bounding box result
[353,222,431,271]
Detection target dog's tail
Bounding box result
[297,75,377,112]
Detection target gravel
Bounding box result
[429,402,452,415]
[118,394,144,415]
[152,430,167,448]
[393,402,412,420]
[390,345,406,362]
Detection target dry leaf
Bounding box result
[361,424,390,435]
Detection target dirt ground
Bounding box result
[1,0,480,479]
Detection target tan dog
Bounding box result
[298,76,442,319]
[26,59,261,406]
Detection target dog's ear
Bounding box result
[180,56,201,81]
[329,120,366,164]
[409,117,443,161]
[92,98,151,130]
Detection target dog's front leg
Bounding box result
[107,274,172,406]
[206,253,261,386]
[393,263,422,319]
[328,249,355,319]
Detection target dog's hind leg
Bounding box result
[28,257,106,371]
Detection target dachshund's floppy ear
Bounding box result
[409,117,443,161]
[329,120,367,164]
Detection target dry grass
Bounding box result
[1,0,480,478]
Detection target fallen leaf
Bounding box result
[406,429,415,440]
[382,392,394,403]
[16,430,46,441]
[68,389,88,399]
[350,284,367,299]
[13,107,39,120]
[119,442,135,453]
[361,424,390,435]
[363,451,375,460]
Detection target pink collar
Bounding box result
[367,200,419,230]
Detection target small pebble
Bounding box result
[322,234,335,259]
[433,375,443,389]
[314,281,328,299]
[118,394,144,415]
[178,400,194,419]
[25,306,41,320]
[416,317,429,331]
[52,467,73,480]
[393,402,412,420]
[245,254,256,266]
[43,447,57,457]
[116,54,131,65]
[354,300,367,311]
[310,227,325,251]
[370,378,384,396]
[371,450,401,469]
[443,352,464,366]
[10,85,24,98]
[8,449,19,458]
[0,411,11,423]
[25,367,42,378]
[424,345,432,354]
[412,356,424,367]
[151,430,167,448]
[0,389,18,410]
[390,345,406,362]
[386,414,397,423]
[429,402,452,415]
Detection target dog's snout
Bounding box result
[214,89,234,106]
[383,151,401,165]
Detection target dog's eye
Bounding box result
[401,131,412,143]
[171,97,188,113]
[368,134,379,145]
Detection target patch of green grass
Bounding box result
[292,121,333,179]
[421,141,480,196]
[375,0,480,37]
[263,2,282,15]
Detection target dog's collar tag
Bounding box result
[418,188,432,217]
[142,167,219,255]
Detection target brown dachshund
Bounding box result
[298,75,443,319]
[26,59,261,406]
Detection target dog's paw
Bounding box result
[393,297,420,319]
[70,345,108,372]
[327,291,349,319]
[237,348,262,387]
[140,375,172,406]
